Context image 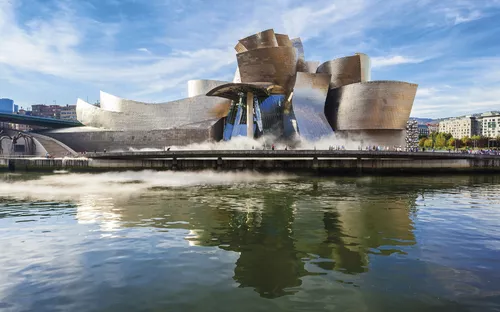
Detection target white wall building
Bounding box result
[60,105,77,120]
[439,116,480,138]
[479,113,500,138]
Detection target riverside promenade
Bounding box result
[2,150,500,174]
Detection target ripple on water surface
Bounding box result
[0,172,499,311]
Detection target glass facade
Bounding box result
[223,94,286,140]
[0,98,14,114]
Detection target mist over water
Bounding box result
[0,170,293,201]
[122,133,365,152]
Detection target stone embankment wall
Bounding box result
[2,157,500,174]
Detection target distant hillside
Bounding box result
[411,118,437,124]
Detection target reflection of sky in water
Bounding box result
[0,173,499,311]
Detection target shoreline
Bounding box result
[3,151,500,174]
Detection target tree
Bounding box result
[434,133,447,148]
[478,136,488,148]
[418,137,427,147]
[448,138,456,148]
[424,138,433,148]
[462,136,471,147]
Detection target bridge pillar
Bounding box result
[8,159,15,172]
[312,157,318,169]
[356,157,362,175]
[217,157,223,170]
[172,157,178,170]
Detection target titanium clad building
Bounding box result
[38,28,418,152]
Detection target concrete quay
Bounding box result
[2,150,500,174]
[87,149,500,160]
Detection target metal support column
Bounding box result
[246,92,254,138]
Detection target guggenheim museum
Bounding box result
[41,29,418,152]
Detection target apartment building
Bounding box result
[60,105,77,120]
[417,124,429,136]
[439,116,481,138]
[31,104,61,119]
[478,112,500,138]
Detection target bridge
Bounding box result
[87,149,500,160]
[0,112,83,128]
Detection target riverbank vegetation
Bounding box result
[418,133,500,149]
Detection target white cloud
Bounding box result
[371,55,424,68]
[137,48,151,54]
[0,0,235,102]
[416,87,439,97]
[454,10,482,25]
[1,0,500,116]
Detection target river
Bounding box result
[0,171,499,311]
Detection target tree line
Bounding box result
[418,133,500,149]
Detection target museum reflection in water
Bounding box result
[69,175,457,299]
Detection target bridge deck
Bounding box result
[0,112,82,128]
[87,150,499,160]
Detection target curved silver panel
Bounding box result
[304,61,319,73]
[275,33,292,47]
[316,54,371,89]
[336,130,406,147]
[238,29,278,51]
[187,80,230,97]
[206,82,273,101]
[325,81,418,130]
[77,94,229,131]
[291,37,307,72]
[233,67,241,83]
[234,42,247,53]
[236,46,297,90]
[356,53,371,81]
[292,72,334,140]
[76,98,123,129]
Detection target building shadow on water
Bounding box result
[63,175,500,299]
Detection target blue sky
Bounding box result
[0,0,499,118]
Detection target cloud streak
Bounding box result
[0,0,500,117]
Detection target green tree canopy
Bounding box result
[424,139,433,148]
[448,138,456,148]
[434,133,447,148]
[462,136,472,147]
[418,137,427,147]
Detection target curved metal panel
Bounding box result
[236,46,297,90]
[187,79,230,97]
[292,72,334,140]
[99,90,124,112]
[356,53,371,81]
[317,54,368,89]
[337,130,406,147]
[325,81,418,131]
[78,94,229,131]
[238,29,278,51]
[291,38,304,60]
[291,37,307,72]
[275,33,292,47]
[76,98,123,129]
[206,82,272,101]
[234,42,247,53]
[304,61,319,73]
[233,67,241,83]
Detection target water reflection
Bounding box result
[1,173,499,307]
[62,178,425,298]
